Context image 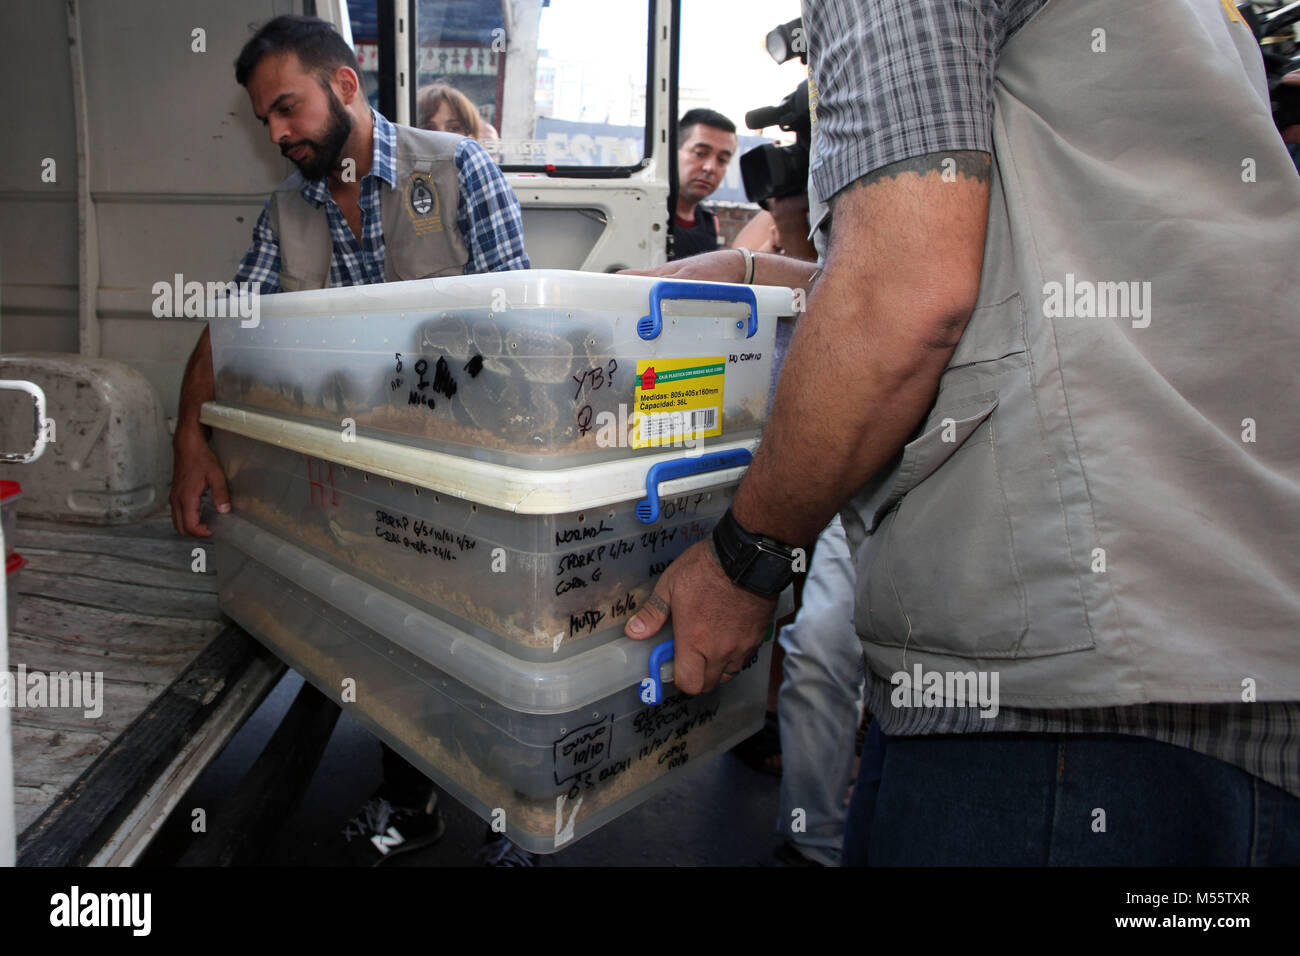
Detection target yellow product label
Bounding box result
[633,356,725,448]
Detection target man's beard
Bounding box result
[283,88,353,181]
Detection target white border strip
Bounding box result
[200,402,755,514]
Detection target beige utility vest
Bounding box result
[267,124,469,291]
[842,0,1300,707]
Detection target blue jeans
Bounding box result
[844,726,1300,865]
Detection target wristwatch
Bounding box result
[711,507,798,599]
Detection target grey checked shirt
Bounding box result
[804,0,1300,800]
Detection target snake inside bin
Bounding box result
[220,308,635,458]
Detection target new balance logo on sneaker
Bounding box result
[371,826,406,855]
[340,790,445,866]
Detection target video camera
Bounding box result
[737,3,1300,202]
[740,81,811,204]
[739,17,812,205]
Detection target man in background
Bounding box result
[670,109,737,259]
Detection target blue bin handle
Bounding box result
[638,280,759,341]
[636,447,753,524]
[639,639,675,706]
[637,625,776,707]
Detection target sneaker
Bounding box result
[341,789,445,866]
[476,829,539,867]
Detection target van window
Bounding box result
[344,0,655,174]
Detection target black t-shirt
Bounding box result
[669,205,719,260]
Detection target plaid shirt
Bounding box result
[806,0,1300,799]
[233,110,528,290]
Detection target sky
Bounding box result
[536,0,807,137]
[678,0,807,135]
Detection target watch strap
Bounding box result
[712,507,797,598]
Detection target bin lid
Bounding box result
[1,480,20,502]
[201,403,755,514]
[212,269,797,321]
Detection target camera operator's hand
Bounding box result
[619,249,747,283]
[1284,71,1300,145]
[769,194,818,262]
[732,210,781,254]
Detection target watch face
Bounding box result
[740,544,794,595]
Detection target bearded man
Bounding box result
[169,15,530,865]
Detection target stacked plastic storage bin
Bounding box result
[205,271,792,852]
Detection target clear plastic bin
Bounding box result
[206,410,753,660]
[215,514,770,854]
[208,271,789,468]
[1,481,18,559]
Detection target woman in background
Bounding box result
[417,83,499,142]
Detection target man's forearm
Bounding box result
[730,155,990,547]
[731,267,965,547]
[175,325,214,445]
[752,251,821,292]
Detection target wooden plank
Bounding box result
[14,785,64,836]
[16,513,184,541]
[17,625,274,866]
[7,513,239,845]
[13,528,209,567]
[89,653,285,866]
[10,679,168,738]
[14,595,225,646]
[12,512,218,569]
[7,613,210,826]
[10,629,212,683]
[18,568,220,619]
[19,550,218,593]
[11,632,205,677]
[11,724,112,788]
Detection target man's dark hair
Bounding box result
[678,108,736,140]
[235,15,359,88]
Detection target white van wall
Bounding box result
[0,0,672,422]
[0,0,299,417]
